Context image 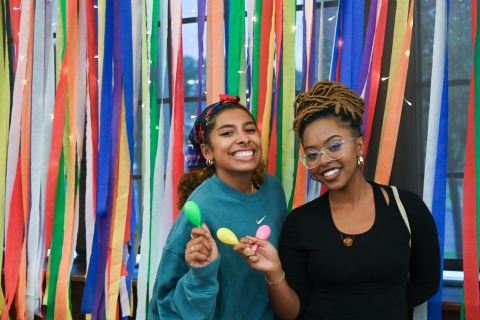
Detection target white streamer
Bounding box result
[416,1,446,319]
[26,0,48,317]
[136,0,153,316]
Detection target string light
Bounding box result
[94,5,98,8]
[403,97,412,106]
[238,70,246,74]
[328,16,336,21]
[190,115,197,119]
[381,77,389,81]
[94,55,98,58]
[405,50,410,56]
[51,114,54,120]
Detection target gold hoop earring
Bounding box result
[357,155,364,167]
[206,159,214,167]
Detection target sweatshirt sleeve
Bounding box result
[401,190,441,308]
[148,249,220,320]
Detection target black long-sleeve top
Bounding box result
[279,182,441,319]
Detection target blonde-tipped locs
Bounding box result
[293,80,366,138]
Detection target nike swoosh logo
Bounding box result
[256,215,266,224]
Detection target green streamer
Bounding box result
[251,0,263,119]
[227,0,246,97]
[55,0,67,81]
[46,150,66,320]
[146,0,161,307]
[0,0,10,308]
[282,0,296,206]
[276,86,283,182]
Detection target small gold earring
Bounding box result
[206,159,214,167]
[357,155,364,167]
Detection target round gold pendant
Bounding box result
[343,237,353,247]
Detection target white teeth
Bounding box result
[233,150,254,158]
[323,168,339,177]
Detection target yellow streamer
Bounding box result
[98,0,106,110]
[107,97,130,320]
[378,0,409,143]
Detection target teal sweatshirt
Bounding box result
[148,173,287,320]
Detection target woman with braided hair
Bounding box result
[148,94,288,319]
[235,80,440,319]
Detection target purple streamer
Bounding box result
[357,0,378,94]
[309,2,317,88]
[197,0,207,114]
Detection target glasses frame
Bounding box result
[299,137,358,169]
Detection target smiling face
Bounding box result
[301,117,364,190]
[200,107,262,181]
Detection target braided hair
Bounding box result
[293,80,365,139]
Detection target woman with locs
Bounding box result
[235,80,441,319]
[148,94,288,319]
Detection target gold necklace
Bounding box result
[340,232,354,247]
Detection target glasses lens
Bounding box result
[300,151,318,169]
[325,141,345,160]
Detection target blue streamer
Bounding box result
[95,0,114,218]
[329,0,341,81]
[350,0,364,89]
[81,225,99,313]
[119,0,137,311]
[427,7,449,319]
[93,0,123,316]
[81,0,115,313]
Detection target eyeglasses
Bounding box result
[299,137,358,169]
